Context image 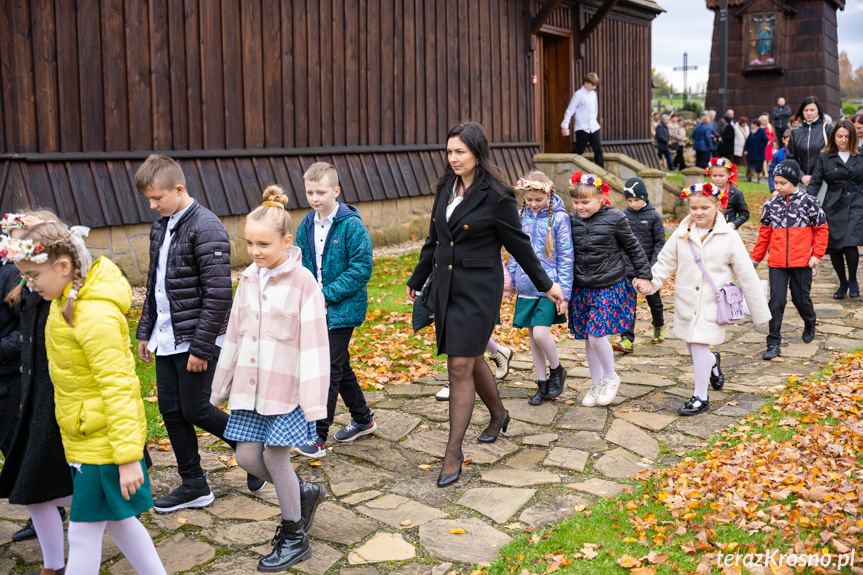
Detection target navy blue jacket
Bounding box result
[692,124,714,153]
[744,127,769,163]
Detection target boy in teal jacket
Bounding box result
[293,162,375,458]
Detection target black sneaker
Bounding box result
[710,351,724,390]
[528,380,548,406]
[762,344,781,360]
[802,322,816,343]
[297,477,324,531]
[678,396,709,416]
[248,474,268,493]
[546,365,567,399]
[153,477,215,514]
[334,418,377,442]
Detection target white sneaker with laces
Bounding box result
[596,373,621,406]
[581,384,603,407]
[435,380,450,401]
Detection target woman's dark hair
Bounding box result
[822,119,859,156]
[435,121,512,198]
[852,112,863,126]
[738,116,748,125]
[795,96,824,124]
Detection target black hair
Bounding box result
[435,121,512,199]
[795,96,824,125]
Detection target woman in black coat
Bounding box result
[807,119,863,299]
[718,116,736,160]
[788,96,834,188]
[407,122,563,487]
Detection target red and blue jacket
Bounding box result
[752,190,828,268]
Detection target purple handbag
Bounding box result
[688,240,745,325]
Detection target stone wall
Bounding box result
[85,194,436,286]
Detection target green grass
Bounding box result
[126,307,165,441]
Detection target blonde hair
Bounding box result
[134,154,186,194]
[681,198,720,241]
[568,175,605,205]
[5,209,64,308]
[303,162,340,188]
[519,171,556,258]
[247,185,293,237]
[18,218,85,326]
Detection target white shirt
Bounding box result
[561,86,600,133]
[258,257,292,299]
[839,151,850,163]
[313,203,340,287]
[446,181,464,222]
[147,199,225,355]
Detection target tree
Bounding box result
[652,68,675,101]
[839,50,863,101]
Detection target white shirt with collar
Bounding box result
[147,199,225,355]
[313,203,340,287]
[258,256,292,299]
[561,86,600,133]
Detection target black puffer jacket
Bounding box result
[787,119,834,176]
[570,204,653,288]
[722,184,750,229]
[0,262,22,380]
[137,202,232,360]
[622,202,665,278]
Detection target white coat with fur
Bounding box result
[646,213,770,345]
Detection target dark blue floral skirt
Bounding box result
[568,280,635,340]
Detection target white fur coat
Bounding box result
[647,213,771,345]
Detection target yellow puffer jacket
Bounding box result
[46,257,146,465]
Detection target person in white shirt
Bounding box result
[561,72,604,169]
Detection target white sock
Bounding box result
[107,517,167,575]
[26,496,72,570]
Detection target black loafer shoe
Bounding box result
[802,323,816,343]
[710,351,724,390]
[762,344,781,360]
[12,518,36,542]
[678,396,709,416]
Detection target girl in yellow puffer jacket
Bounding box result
[9,218,166,575]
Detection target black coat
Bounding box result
[622,203,665,278]
[570,205,653,288]
[772,105,791,133]
[655,122,670,152]
[137,201,233,360]
[788,119,834,176]
[744,128,769,163]
[722,185,751,229]
[408,178,553,356]
[0,290,74,504]
[718,123,736,159]
[0,263,21,380]
[807,152,863,250]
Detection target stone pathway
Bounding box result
[2,269,861,574]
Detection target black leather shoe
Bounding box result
[478,411,509,443]
[297,477,324,532]
[850,280,859,298]
[528,380,548,406]
[762,344,782,360]
[437,454,464,488]
[546,365,567,399]
[678,396,709,416]
[710,351,724,390]
[802,322,816,343]
[834,283,848,299]
[257,519,311,572]
[12,518,36,542]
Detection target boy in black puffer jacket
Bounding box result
[613,178,666,353]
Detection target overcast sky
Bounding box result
[652,0,863,93]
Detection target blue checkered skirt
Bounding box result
[223,407,317,446]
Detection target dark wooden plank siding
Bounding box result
[31,0,60,153]
[221,0,244,149]
[101,0,130,152]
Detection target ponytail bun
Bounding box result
[262,185,289,208]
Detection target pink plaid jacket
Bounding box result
[210,247,329,418]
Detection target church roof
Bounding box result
[704,0,845,9]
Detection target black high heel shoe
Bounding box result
[834,283,848,299]
[437,454,464,488]
[478,411,510,443]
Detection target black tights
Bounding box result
[829,246,859,287]
[442,356,507,477]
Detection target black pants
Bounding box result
[572,129,604,169]
[621,292,664,342]
[316,327,372,443]
[767,267,816,346]
[0,376,21,456]
[658,148,674,170]
[674,145,686,170]
[156,350,235,479]
[695,150,711,169]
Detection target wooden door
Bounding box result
[541,33,572,154]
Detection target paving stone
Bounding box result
[111,534,215,575]
[389,564,433,575]
[665,386,728,403]
[457,488,536,523]
[10,531,120,564]
[521,433,559,446]
[814,304,849,318]
[0,521,20,543]
[676,414,738,439]
[371,409,422,441]
[502,399,559,425]
[655,432,700,452]
[714,393,766,417]
[204,557,261,574]
[295,541,344,575]
[384,384,438,398]
[340,569,380,575]
[614,410,676,431]
[208,494,280,521]
[618,372,676,386]
[566,477,629,497]
[419,518,512,564]
[816,323,855,335]
[208,521,277,547]
[616,384,654,398]
[565,366,592,379]
[480,469,561,487]
[355,494,446,529]
[634,392,688,414]
[200,449,232,472]
[519,493,591,529]
[146,446,178,468]
[593,448,653,479]
[542,447,589,472]
[307,501,378,545]
[342,490,383,505]
[780,342,819,358]
[401,429,518,464]
[0,559,13,575]
[0,501,29,520]
[554,406,607,432]
[560,431,609,451]
[401,398,485,423]
[501,419,537,436]
[324,459,394,497]
[333,438,421,472]
[504,449,548,469]
[498,387,530,399]
[375,400,404,409]
[389,476,462,507]
[149,508,213,531]
[825,336,861,351]
[347,533,416,564]
[604,419,660,459]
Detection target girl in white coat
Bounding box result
[634,183,770,416]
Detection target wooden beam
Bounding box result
[531,0,565,35]
[579,0,622,43]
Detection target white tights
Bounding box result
[528,326,560,380]
[66,517,166,575]
[584,334,616,386]
[26,496,72,570]
[687,343,717,401]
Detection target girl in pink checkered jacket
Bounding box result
[210,186,329,572]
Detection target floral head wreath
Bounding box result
[514,178,553,194]
[0,235,49,264]
[570,171,611,205]
[705,157,738,182]
[0,213,50,234]
[680,182,724,201]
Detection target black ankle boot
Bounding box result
[528,380,548,406]
[850,280,859,298]
[834,282,848,299]
[257,519,311,572]
[546,365,567,399]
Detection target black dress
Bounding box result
[807,152,863,251]
[0,290,74,504]
[408,178,553,356]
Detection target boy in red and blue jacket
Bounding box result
[752,160,828,360]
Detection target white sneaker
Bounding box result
[581,384,603,407]
[596,373,621,406]
[489,346,513,379]
[435,380,450,401]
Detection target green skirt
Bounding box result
[513,296,566,328]
[69,460,153,522]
